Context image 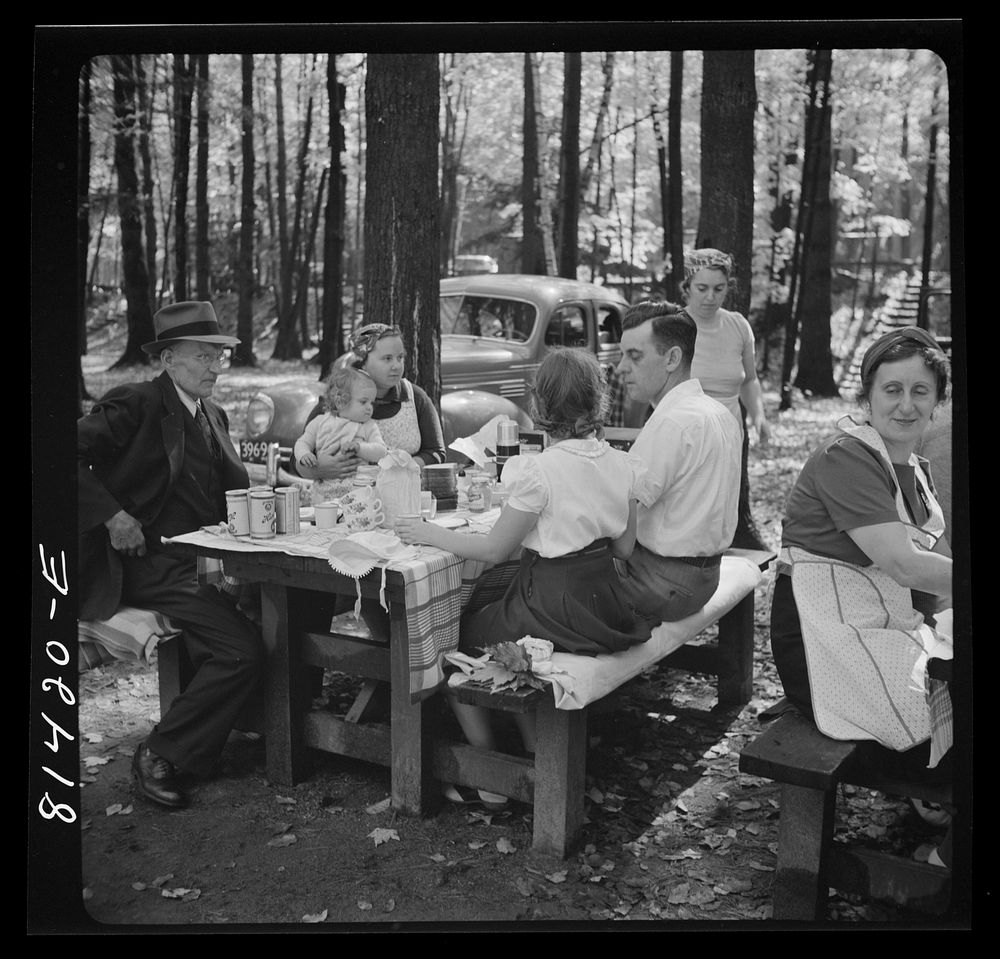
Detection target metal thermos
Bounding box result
[495,419,520,481]
[275,486,300,534]
[265,442,280,487]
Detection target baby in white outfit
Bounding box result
[294,366,388,500]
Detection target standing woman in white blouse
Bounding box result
[682,248,771,550]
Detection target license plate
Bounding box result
[240,440,271,464]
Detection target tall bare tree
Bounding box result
[794,49,837,397]
[172,54,195,302]
[318,55,347,380]
[557,51,581,280]
[780,48,834,409]
[440,53,470,275]
[109,54,154,368]
[364,53,440,406]
[195,54,210,300]
[521,53,546,275]
[667,51,685,296]
[134,55,159,311]
[917,78,942,331]
[234,53,257,367]
[696,49,756,316]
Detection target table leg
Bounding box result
[261,581,310,786]
[388,598,438,816]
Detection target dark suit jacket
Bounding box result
[78,371,249,621]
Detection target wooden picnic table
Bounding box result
[164,516,510,817]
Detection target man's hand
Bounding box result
[105,509,147,557]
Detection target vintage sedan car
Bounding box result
[241,273,645,485]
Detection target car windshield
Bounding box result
[440,295,536,342]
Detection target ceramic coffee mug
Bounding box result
[313,501,340,529]
[340,491,385,533]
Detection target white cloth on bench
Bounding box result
[545,555,763,710]
[78,605,181,667]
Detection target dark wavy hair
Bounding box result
[622,300,697,366]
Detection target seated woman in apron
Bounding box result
[770,327,954,867]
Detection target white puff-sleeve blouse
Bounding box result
[501,438,650,557]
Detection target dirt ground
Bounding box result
[75,588,952,931]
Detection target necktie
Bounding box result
[195,404,220,459]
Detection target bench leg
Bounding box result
[531,702,587,857]
[715,593,754,706]
[772,783,836,920]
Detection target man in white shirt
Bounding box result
[615,303,742,622]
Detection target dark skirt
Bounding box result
[460,540,652,657]
[770,572,951,786]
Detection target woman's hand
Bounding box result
[752,417,772,448]
[313,444,361,480]
[395,515,431,546]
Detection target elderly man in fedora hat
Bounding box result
[78,301,265,809]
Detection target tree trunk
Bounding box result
[917,80,941,331]
[293,167,327,347]
[318,59,346,380]
[172,53,195,302]
[651,95,669,286]
[580,53,614,202]
[78,57,92,408]
[521,53,546,275]
[557,52,581,280]
[532,54,558,276]
[696,50,756,317]
[134,55,158,311]
[364,53,440,407]
[234,54,257,367]
[794,49,837,397]
[109,54,154,368]
[195,54,210,301]
[440,53,463,276]
[274,55,318,359]
[667,51,685,297]
[274,53,290,332]
[780,49,833,409]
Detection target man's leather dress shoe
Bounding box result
[132,743,188,808]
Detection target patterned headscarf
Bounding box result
[683,248,734,281]
[860,326,942,385]
[348,323,403,366]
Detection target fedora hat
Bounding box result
[142,301,241,355]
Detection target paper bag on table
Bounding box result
[447,413,510,468]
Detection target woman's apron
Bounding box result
[782,420,952,767]
[376,379,422,455]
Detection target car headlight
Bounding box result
[246,393,276,438]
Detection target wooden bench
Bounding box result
[738,705,952,919]
[79,605,263,735]
[436,548,774,857]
